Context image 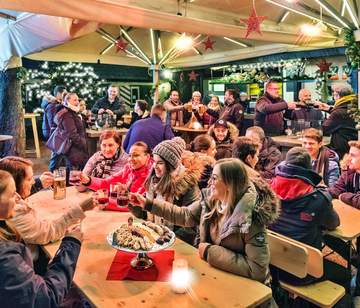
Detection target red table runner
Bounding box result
[106,250,175,281]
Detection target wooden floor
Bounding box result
[25,140,51,176]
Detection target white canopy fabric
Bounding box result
[0,11,98,69]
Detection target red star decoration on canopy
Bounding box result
[316,59,332,73]
[202,37,216,51]
[115,39,128,53]
[240,5,267,38]
[188,70,199,81]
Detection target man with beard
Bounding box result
[254,80,296,136]
[91,85,126,120]
[205,89,244,131]
[163,90,190,127]
[292,89,323,128]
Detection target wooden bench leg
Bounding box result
[31,117,41,158]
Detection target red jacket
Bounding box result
[88,158,153,194]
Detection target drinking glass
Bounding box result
[117,188,129,208]
[110,183,120,200]
[95,189,109,209]
[69,168,81,186]
[53,169,66,200]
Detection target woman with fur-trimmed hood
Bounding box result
[130,137,203,245]
[130,158,280,283]
[208,119,239,160]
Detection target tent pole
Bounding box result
[152,64,159,104]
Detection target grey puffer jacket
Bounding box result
[142,178,280,282]
[0,234,81,308]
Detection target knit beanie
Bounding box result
[285,147,312,169]
[153,137,186,169]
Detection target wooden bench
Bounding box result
[268,231,345,308]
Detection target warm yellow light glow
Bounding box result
[300,23,322,37]
[175,35,193,50]
[171,269,191,293]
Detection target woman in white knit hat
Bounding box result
[130,137,203,245]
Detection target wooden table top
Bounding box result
[29,187,272,308]
[272,135,330,148]
[0,135,13,142]
[86,128,128,138]
[326,199,360,241]
[172,126,208,133]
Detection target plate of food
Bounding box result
[107,218,176,254]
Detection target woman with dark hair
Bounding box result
[130,158,279,281]
[203,95,221,127]
[190,134,217,189]
[0,170,84,307]
[79,141,153,196]
[131,137,202,244]
[122,100,150,128]
[0,156,96,245]
[232,137,261,179]
[83,130,128,178]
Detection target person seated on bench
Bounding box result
[269,147,350,293]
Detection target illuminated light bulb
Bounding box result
[300,23,322,37]
[163,70,173,79]
[175,35,193,50]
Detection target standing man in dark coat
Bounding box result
[317,83,357,159]
[205,89,244,132]
[254,80,296,136]
[91,85,126,120]
[123,104,174,153]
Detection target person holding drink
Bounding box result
[130,158,279,282]
[129,137,203,245]
[0,170,85,307]
[76,142,153,210]
[0,156,97,245]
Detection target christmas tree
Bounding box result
[20,61,107,111]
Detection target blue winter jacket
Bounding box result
[0,234,81,308]
[123,115,174,153]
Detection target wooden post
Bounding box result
[152,64,159,103]
[0,57,25,156]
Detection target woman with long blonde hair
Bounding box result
[130,158,279,282]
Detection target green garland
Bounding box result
[344,29,360,68]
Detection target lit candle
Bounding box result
[171,259,191,294]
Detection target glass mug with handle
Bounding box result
[95,189,109,209]
[116,183,130,208]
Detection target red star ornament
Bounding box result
[202,37,216,51]
[240,6,267,38]
[316,59,332,73]
[188,70,199,81]
[115,39,128,53]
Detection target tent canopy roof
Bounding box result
[0,0,357,69]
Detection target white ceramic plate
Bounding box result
[107,223,176,253]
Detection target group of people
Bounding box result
[0,79,359,306]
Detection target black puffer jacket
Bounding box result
[0,233,81,308]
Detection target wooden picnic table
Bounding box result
[272,135,331,158]
[327,199,360,241]
[172,126,208,143]
[29,187,272,308]
[86,128,128,155]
